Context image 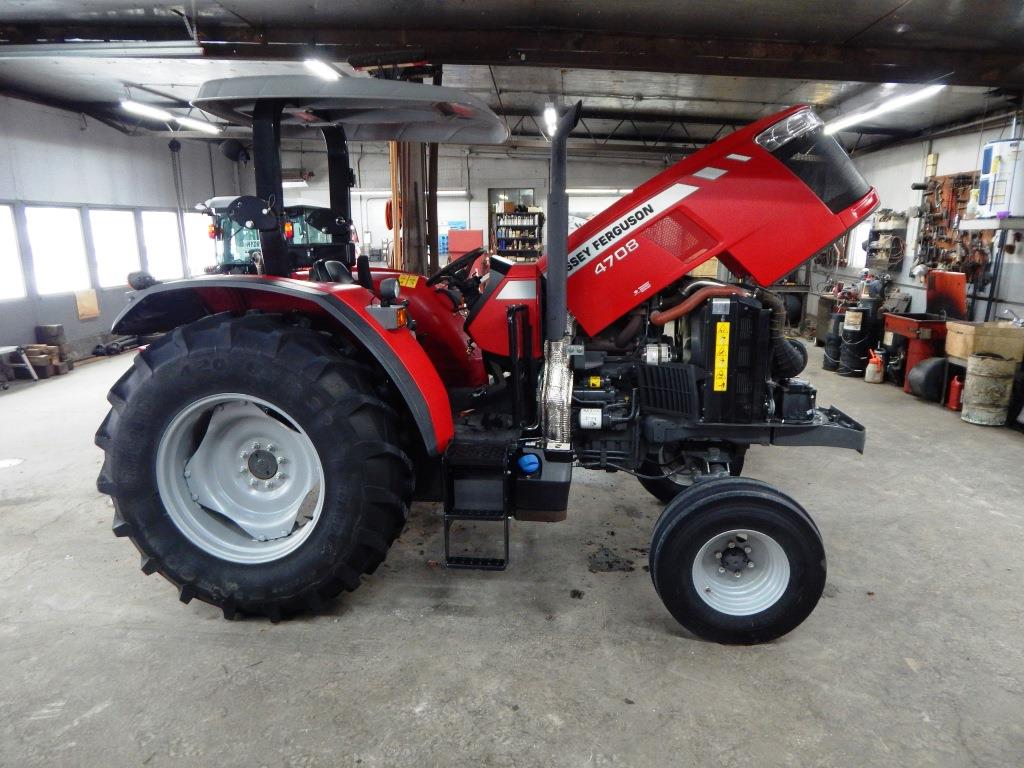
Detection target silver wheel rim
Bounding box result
[155,393,325,564]
[692,529,790,616]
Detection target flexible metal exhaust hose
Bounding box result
[541,317,575,447]
[755,288,806,379]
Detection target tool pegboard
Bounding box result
[911,172,992,284]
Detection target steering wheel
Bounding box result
[427,247,485,287]
[427,247,486,307]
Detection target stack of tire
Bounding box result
[837,298,882,377]
[822,312,844,372]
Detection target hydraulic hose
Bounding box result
[649,285,751,326]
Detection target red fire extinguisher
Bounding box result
[947,375,964,411]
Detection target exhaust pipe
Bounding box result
[541,102,583,447]
[544,102,583,342]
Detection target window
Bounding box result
[845,220,871,270]
[183,212,217,277]
[0,205,26,300]
[89,209,140,288]
[141,211,184,280]
[25,206,91,295]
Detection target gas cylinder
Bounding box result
[946,375,964,411]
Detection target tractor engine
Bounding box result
[569,282,816,480]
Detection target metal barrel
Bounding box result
[961,353,1017,426]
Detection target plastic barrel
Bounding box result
[962,353,1017,426]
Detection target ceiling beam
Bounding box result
[2,24,1022,88]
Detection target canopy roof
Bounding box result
[193,75,509,144]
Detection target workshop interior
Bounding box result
[0,3,1022,766]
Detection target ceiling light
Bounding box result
[348,189,468,197]
[824,84,946,135]
[566,188,632,195]
[121,99,173,122]
[282,180,309,189]
[544,102,558,136]
[174,116,222,135]
[304,58,341,81]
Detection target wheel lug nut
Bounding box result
[252,442,261,450]
[184,469,191,478]
[249,478,258,487]
[240,466,247,473]
[265,480,274,489]
[714,551,722,559]
[727,541,736,549]
[744,546,751,554]
[267,444,276,452]
[241,451,249,459]
[278,457,288,464]
[734,571,742,579]
[718,567,726,574]
[747,561,755,568]
[278,473,287,480]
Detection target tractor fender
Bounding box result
[111,275,454,456]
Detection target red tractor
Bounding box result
[97,75,876,643]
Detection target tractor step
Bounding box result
[443,513,510,571]
[442,429,516,571]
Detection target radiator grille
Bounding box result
[637,363,699,418]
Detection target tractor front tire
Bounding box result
[95,313,413,620]
[649,477,826,644]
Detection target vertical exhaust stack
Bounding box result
[545,101,583,342]
[541,102,583,448]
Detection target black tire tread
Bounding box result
[95,312,413,620]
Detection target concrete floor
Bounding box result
[1,348,1022,768]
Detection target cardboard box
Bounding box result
[688,257,721,279]
[945,321,1024,362]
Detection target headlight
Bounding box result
[755,109,824,153]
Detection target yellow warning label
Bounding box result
[713,321,730,392]
[397,273,420,288]
[588,375,602,389]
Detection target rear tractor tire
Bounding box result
[95,313,413,620]
[649,477,826,644]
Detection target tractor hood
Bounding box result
[561,106,878,335]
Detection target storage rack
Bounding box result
[493,211,544,262]
[865,209,908,273]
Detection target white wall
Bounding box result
[811,124,1024,321]
[0,96,238,348]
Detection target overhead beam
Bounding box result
[2,24,1021,87]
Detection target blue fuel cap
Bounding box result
[517,453,541,475]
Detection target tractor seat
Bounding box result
[309,259,355,284]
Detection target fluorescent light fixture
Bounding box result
[566,188,633,195]
[174,115,222,135]
[544,102,557,136]
[348,188,468,197]
[121,99,173,122]
[824,84,946,135]
[282,180,309,188]
[304,58,341,81]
